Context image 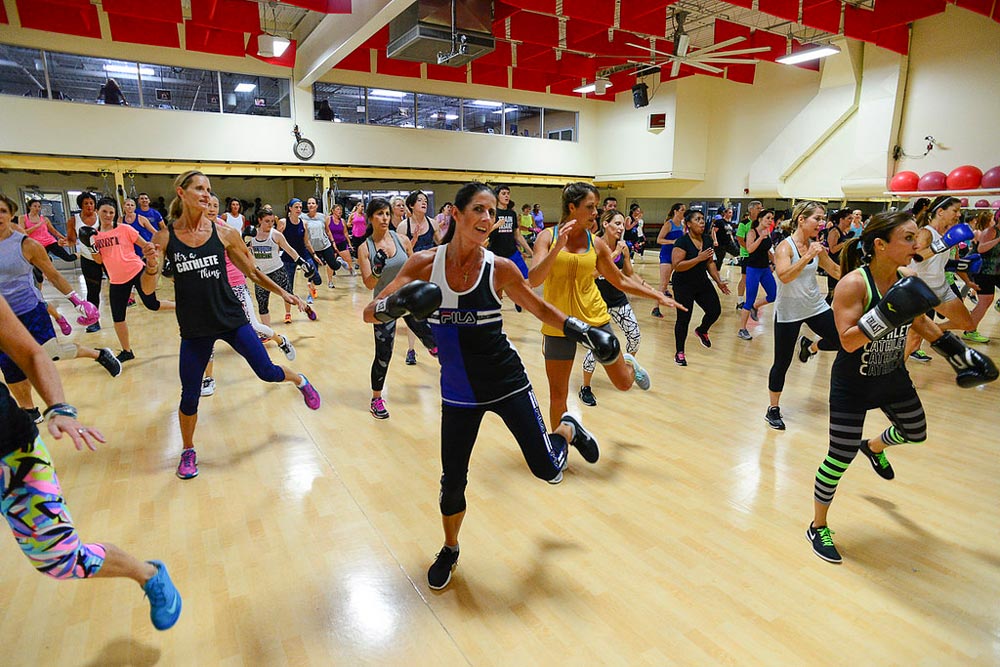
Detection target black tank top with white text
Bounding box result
[167,223,248,338]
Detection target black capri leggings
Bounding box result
[371,316,435,391]
[109,268,161,322]
[438,388,568,516]
[768,309,840,393]
[31,243,78,284]
[79,256,104,308]
[673,279,722,353]
[313,245,339,269]
[255,266,292,315]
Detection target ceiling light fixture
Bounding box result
[573,78,612,95]
[776,44,840,65]
[234,83,257,93]
[103,64,155,77]
[257,34,290,58]
[370,89,406,98]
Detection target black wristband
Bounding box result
[43,403,78,420]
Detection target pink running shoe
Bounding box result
[56,316,72,336]
[428,346,439,358]
[305,305,318,321]
[298,374,321,409]
[176,449,198,479]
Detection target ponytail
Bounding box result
[839,237,865,275]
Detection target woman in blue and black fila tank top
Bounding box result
[141,171,322,481]
[362,182,622,592]
[807,210,998,565]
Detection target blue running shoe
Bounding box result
[144,560,182,630]
[623,353,650,390]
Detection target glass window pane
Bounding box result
[313,83,366,123]
[0,44,47,98]
[139,64,220,112]
[416,94,461,131]
[502,104,541,138]
[463,99,502,134]
[367,88,415,128]
[220,73,290,117]
[45,52,141,105]
[543,108,577,141]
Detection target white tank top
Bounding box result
[774,236,830,322]
[909,226,951,299]
[250,229,284,274]
[222,213,244,231]
[74,212,97,260]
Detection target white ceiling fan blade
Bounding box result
[670,59,681,77]
[624,42,674,59]
[689,46,772,59]
[688,36,746,56]
[698,57,763,64]
[686,61,724,74]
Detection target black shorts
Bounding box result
[542,323,613,361]
[975,274,999,294]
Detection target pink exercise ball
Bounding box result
[946,165,983,190]
[975,199,991,208]
[890,171,919,192]
[982,166,1000,189]
[917,171,947,191]
[960,198,969,207]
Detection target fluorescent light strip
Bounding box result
[234,83,257,93]
[776,44,840,65]
[370,89,406,98]
[469,100,503,108]
[104,64,155,77]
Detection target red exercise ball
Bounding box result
[975,199,990,208]
[982,166,1000,189]
[918,171,948,191]
[890,171,919,192]
[946,165,982,190]
[960,198,969,207]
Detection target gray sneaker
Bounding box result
[623,353,650,390]
[737,329,753,341]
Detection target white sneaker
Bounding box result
[200,377,216,396]
[277,335,296,361]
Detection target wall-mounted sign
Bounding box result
[155,89,171,102]
[648,113,667,131]
[254,97,267,107]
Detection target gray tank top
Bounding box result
[774,236,830,323]
[250,229,285,275]
[367,231,407,295]
[0,231,43,315]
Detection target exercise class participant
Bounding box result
[670,209,730,366]
[326,204,356,276]
[736,208,777,341]
[348,201,367,254]
[362,182,621,590]
[398,190,443,363]
[89,197,174,362]
[278,198,319,318]
[249,208,317,328]
[302,196,341,291]
[221,197,245,231]
[17,198,77,274]
[141,171,321,480]
[651,202,685,317]
[530,182,683,458]
[822,208,853,304]
[0,294,181,631]
[65,192,103,332]
[358,197,436,419]
[735,200,763,308]
[968,209,999,336]
[807,210,997,564]
[122,197,159,258]
[578,209,644,407]
[765,202,842,430]
[488,184,532,316]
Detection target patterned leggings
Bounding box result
[254,267,292,316]
[233,284,274,339]
[814,389,927,505]
[1,437,106,579]
[582,303,641,373]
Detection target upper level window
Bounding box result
[0,44,46,98]
[139,64,221,113]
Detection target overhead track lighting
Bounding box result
[776,44,840,65]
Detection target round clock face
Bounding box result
[294,138,315,161]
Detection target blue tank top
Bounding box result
[279,217,308,263]
[426,245,530,406]
[664,220,684,244]
[0,231,44,315]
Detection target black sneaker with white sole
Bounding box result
[427,546,460,590]
[765,406,785,430]
[807,523,842,563]
[560,412,599,463]
[798,336,817,363]
[96,348,123,377]
[859,441,894,480]
[578,385,597,407]
[116,349,135,363]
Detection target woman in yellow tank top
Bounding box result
[529,183,684,461]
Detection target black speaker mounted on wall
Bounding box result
[632,83,649,108]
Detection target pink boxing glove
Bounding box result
[68,291,99,326]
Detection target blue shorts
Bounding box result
[502,251,529,279]
[0,302,54,384]
[659,244,673,264]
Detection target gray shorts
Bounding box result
[542,323,613,361]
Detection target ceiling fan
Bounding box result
[624,11,771,78]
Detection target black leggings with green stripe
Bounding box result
[814,377,927,505]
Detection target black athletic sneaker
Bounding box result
[859,441,894,480]
[427,546,459,590]
[85,322,101,333]
[807,523,842,563]
[24,407,42,424]
[578,385,597,407]
[694,328,712,348]
[674,352,687,366]
[96,348,123,377]
[560,412,599,463]
[117,349,135,363]
[799,336,816,363]
[765,406,785,430]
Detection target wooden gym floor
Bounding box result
[1,258,997,666]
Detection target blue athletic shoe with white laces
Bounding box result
[623,353,650,390]
[143,560,182,630]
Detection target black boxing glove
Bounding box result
[78,226,97,251]
[930,331,999,388]
[857,276,939,341]
[563,316,621,365]
[373,281,442,324]
[242,225,257,240]
[371,248,388,277]
[295,256,317,279]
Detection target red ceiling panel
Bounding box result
[714,18,752,44]
[726,63,756,84]
[844,5,877,40]
[332,47,372,73]
[512,68,548,92]
[607,70,637,93]
[504,0,556,11]
[726,0,754,8]
[517,45,557,72]
[802,0,841,34]
[565,18,609,51]
[868,0,946,30]
[16,0,100,37]
[509,12,559,46]
[376,50,421,77]
[586,29,645,57]
[548,77,584,97]
[757,0,799,22]
[103,0,182,22]
[493,2,519,24]
[873,24,910,55]
[554,52,598,79]
[425,63,468,83]
[619,2,673,34]
[185,22,246,57]
[247,32,297,67]
[954,0,995,16]
[563,0,615,26]
[109,14,180,48]
[360,26,388,50]
[994,1,1000,21]
[0,3,8,23]
[751,30,788,62]
[790,40,821,71]
[470,63,509,88]
[189,0,259,32]
[477,41,512,68]
[280,0,351,12]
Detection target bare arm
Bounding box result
[745,227,766,253]
[514,226,532,256]
[832,272,875,352]
[45,218,67,242]
[496,256,570,330]
[596,237,683,309]
[817,251,841,280]
[140,229,169,295]
[219,226,306,309]
[527,225,570,287]
[655,222,671,245]
[358,242,379,290]
[977,225,1000,254]
[137,214,157,235]
[361,252,435,323]
[22,239,75,294]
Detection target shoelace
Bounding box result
[875,451,890,468]
[818,527,835,546]
[181,451,195,465]
[372,399,385,411]
[145,573,166,605]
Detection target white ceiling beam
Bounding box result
[295,0,413,89]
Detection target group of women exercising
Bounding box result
[0,177,996,629]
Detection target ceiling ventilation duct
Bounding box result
[387,0,494,67]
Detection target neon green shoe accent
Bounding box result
[963,330,990,344]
